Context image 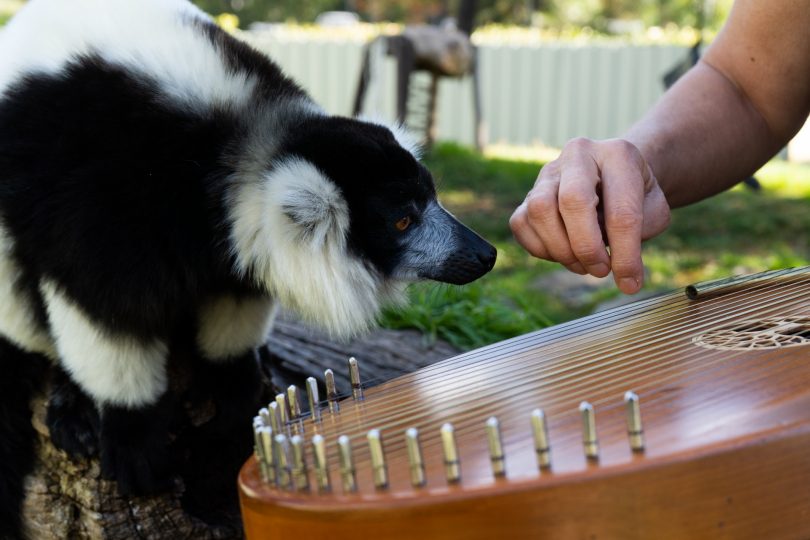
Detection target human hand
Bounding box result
[509,138,671,294]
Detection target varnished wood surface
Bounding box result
[240,270,810,538]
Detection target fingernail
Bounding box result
[619,277,641,294]
[589,263,609,277]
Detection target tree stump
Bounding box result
[21,315,459,539]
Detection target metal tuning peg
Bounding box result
[275,393,289,427]
[530,408,551,469]
[274,434,292,489]
[441,423,461,483]
[348,357,364,401]
[485,416,506,477]
[325,368,340,413]
[579,401,599,460]
[624,391,645,452]
[267,401,281,433]
[306,377,321,423]
[258,426,276,485]
[287,385,302,422]
[290,435,309,492]
[337,435,357,493]
[311,434,331,493]
[405,428,426,487]
[367,429,388,489]
[253,423,269,482]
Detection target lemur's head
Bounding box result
[229,115,496,338]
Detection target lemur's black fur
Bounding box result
[0,0,496,534]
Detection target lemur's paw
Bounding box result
[100,399,175,496]
[46,371,101,459]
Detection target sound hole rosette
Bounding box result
[693,316,810,351]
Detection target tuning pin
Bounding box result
[441,423,461,483]
[306,377,321,423]
[253,423,269,481]
[257,426,276,485]
[267,401,281,433]
[624,391,645,452]
[325,369,340,413]
[290,435,309,492]
[337,435,357,493]
[287,385,302,421]
[530,409,551,469]
[348,357,364,401]
[311,434,331,493]
[274,434,292,489]
[579,401,599,460]
[275,393,289,427]
[367,429,389,489]
[485,417,506,477]
[405,428,426,487]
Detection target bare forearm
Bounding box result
[624,61,782,208]
[626,0,810,209]
[512,0,810,292]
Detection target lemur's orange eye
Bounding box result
[395,216,412,231]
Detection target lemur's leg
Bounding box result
[2,249,102,460]
[2,241,101,460]
[179,296,275,518]
[194,295,276,430]
[41,281,173,495]
[46,365,101,458]
[0,338,48,540]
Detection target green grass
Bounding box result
[380,142,810,350]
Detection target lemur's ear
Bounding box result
[272,159,350,249]
[357,115,423,160]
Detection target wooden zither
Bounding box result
[239,267,810,539]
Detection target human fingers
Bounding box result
[511,162,587,274]
[640,171,671,241]
[556,138,611,277]
[599,140,647,294]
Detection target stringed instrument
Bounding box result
[239,267,810,539]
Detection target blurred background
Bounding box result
[1,0,808,351]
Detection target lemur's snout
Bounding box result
[421,210,497,285]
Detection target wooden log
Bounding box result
[264,314,460,397]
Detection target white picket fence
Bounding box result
[243,29,690,149]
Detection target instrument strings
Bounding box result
[309,271,810,465]
[331,271,809,422]
[345,281,809,461]
[340,266,806,394]
[347,295,810,468]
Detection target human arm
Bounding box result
[510,0,810,294]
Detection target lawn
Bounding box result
[380,142,810,350]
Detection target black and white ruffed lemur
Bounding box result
[0,0,496,535]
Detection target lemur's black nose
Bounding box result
[426,221,497,285]
[478,244,497,271]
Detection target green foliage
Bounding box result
[381,281,552,350]
[381,142,810,351]
[191,0,342,27]
[188,0,733,33]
